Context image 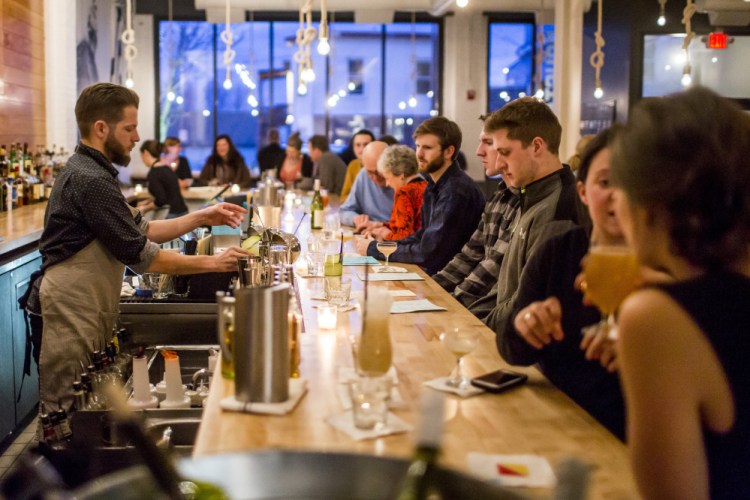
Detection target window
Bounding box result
[159,18,441,166]
[487,22,535,112]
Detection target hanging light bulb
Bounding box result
[657,14,666,26]
[247,94,259,108]
[297,82,308,95]
[125,77,135,88]
[534,88,545,99]
[223,78,233,90]
[456,0,469,7]
[347,82,356,91]
[594,86,604,99]
[681,65,692,86]
[251,109,259,117]
[398,101,407,110]
[167,90,176,101]
[317,37,330,56]
[175,96,184,104]
[408,96,417,108]
[301,67,316,83]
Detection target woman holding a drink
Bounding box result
[500,126,626,440]
[613,88,750,498]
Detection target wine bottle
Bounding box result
[395,389,445,500]
[310,178,324,230]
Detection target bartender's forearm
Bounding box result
[146,211,206,243]
[146,250,218,275]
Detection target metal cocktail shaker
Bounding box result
[233,283,290,403]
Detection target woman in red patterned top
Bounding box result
[363,145,426,241]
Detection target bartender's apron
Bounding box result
[38,209,138,416]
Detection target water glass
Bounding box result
[325,277,352,307]
[306,251,325,277]
[349,376,391,430]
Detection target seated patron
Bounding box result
[256,128,286,175]
[308,134,347,196]
[279,131,313,188]
[198,134,252,188]
[433,114,521,307]
[501,127,625,439]
[613,88,750,499]
[340,129,375,202]
[362,144,426,241]
[163,136,193,190]
[356,117,484,275]
[339,141,394,228]
[138,140,188,218]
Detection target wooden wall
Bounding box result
[0,0,45,148]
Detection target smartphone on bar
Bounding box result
[471,369,528,393]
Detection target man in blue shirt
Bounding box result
[356,117,485,275]
[339,141,394,229]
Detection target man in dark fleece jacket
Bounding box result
[465,98,581,352]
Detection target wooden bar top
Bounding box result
[0,201,47,257]
[194,233,638,498]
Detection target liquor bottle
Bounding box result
[0,144,7,178]
[310,178,324,230]
[395,390,446,500]
[8,143,18,179]
[1,178,7,212]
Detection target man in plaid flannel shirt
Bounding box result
[432,114,521,308]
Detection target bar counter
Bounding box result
[193,248,638,497]
[0,202,47,258]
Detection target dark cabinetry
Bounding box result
[0,251,41,443]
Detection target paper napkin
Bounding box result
[325,411,412,441]
[220,378,307,415]
[356,272,424,282]
[390,299,446,314]
[423,377,484,398]
[466,452,556,488]
[342,256,380,266]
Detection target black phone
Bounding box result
[471,369,528,393]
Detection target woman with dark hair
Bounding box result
[163,136,193,190]
[139,140,188,218]
[279,131,313,187]
[499,126,626,440]
[199,134,252,188]
[613,88,750,499]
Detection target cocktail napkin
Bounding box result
[220,378,307,415]
[325,411,412,441]
[466,452,556,488]
[423,377,484,398]
[335,383,407,410]
[342,256,380,266]
[337,366,399,384]
[390,299,446,314]
[356,272,424,281]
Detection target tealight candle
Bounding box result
[231,183,241,194]
[134,183,143,194]
[318,304,338,330]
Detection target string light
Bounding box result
[221,0,236,90]
[589,0,606,99]
[295,0,317,91]
[681,0,696,87]
[120,0,137,88]
[533,8,546,101]
[317,0,330,55]
[657,0,667,25]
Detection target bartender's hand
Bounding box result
[353,214,370,233]
[513,297,564,349]
[200,202,246,228]
[355,235,373,256]
[212,246,250,272]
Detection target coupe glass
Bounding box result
[374,241,398,273]
[440,328,479,389]
[581,244,640,341]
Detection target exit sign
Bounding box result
[708,32,728,49]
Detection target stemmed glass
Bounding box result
[374,241,398,273]
[581,244,640,341]
[440,328,479,389]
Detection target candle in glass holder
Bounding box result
[231,183,241,194]
[318,304,338,330]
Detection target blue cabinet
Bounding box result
[0,250,41,443]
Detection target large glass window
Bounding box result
[159,18,441,172]
[487,23,535,112]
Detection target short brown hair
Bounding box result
[75,83,139,139]
[164,136,181,148]
[484,97,562,155]
[413,116,462,161]
[309,134,329,152]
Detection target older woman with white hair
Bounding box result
[363,144,427,241]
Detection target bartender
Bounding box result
[27,82,249,421]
